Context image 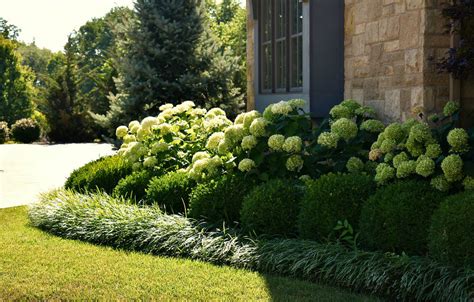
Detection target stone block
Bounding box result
[400,11,420,49]
[380,16,400,41]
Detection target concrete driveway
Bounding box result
[0,144,115,209]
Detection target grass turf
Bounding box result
[0,206,379,301]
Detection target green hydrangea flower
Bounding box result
[441,154,464,182]
[406,137,424,157]
[360,119,385,133]
[409,123,432,143]
[268,134,285,151]
[375,163,395,184]
[225,124,246,144]
[283,136,303,153]
[380,139,396,154]
[401,118,420,134]
[396,160,416,178]
[286,155,304,172]
[443,101,460,117]
[243,110,261,129]
[192,151,211,163]
[392,152,409,169]
[431,175,451,192]
[346,157,364,173]
[317,132,339,149]
[428,114,440,123]
[288,99,306,109]
[116,126,128,138]
[241,135,258,150]
[371,141,381,151]
[463,176,474,191]
[416,157,435,177]
[331,118,358,141]
[238,158,256,172]
[263,104,275,120]
[299,175,312,182]
[340,99,361,112]
[425,143,442,158]
[271,101,293,115]
[447,128,469,153]
[355,106,376,118]
[143,156,158,168]
[249,118,269,137]
[384,153,394,163]
[206,132,225,150]
[330,105,353,120]
[132,162,142,171]
[384,123,405,143]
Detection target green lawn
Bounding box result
[0,207,379,301]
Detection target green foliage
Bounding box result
[189,174,254,225]
[0,121,8,143]
[0,17,20,40]
[113,169,157,201]
[100,0,243,129]
[30,190,474,302]
[429,191,474,268]
[65,156,132,194]
[146,171,196,214]
[360,180,445,255]
[10,118,41,143]
[0,37,35,124]
[240,179,302,236]
[298,173,375,241]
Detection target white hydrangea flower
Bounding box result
[206,132,225,150]
[159,103,174,111]
[123,134,137,144]
[283,136,303,153]
[128,120,140,130]
[158,123,172,135]
[271,101,293,115]
[217,140,229,155]
[241,135,258,150]
[286,155,304,172]
[234,113,246,124]
[206,108,226,118]
[130,124,140,134]
[115,126,128,139]
[141,116,159,131]
[238,158,256,172]
[182,101,196,108]
[151,142,168,154]
[249,118,269,137]
[243,111,261,129]
[288,99,306,109]
[136,127,150,141]
[190,108,207,116]
[192,151,211,163]
[224,124,246,144]
[143,156,158,168]
[268,134,285,151]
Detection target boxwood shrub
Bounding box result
[189,174,256,225]
[359,179,445,255]
[240,179,303,237]
[113,170,158,201]
[11,118,41,143]
[65,156,132,194]
[146,171,196,213]
[429,191,474,268]
[0,121,9,143]
[298,173,376,241]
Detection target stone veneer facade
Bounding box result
[344,0,451,121]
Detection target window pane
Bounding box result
[291,35,303,88]
[276,40,286,89]
[291,0,303,35]
[262,0,272,42]
[276,0,286,39]
[262,43,272,90]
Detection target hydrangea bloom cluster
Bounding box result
[447,128,469,153]
[317,132,339,149]
[331,118,358,141]
[346,157,364,173]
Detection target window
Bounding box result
[259,0,303,93]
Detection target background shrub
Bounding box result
[189,174,255,225]
[11,118,41,143]
[146,171,196,213]
[0,121,8,143]
[298,173,376,241]
[429,191,474,268]
[359,180,445,255]
[65,156,132,194]
[240,179,303,236]
[113,170,157,201]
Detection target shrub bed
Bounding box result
[298,173,375,241]
[65,156,132,194]
[146,171,196,213]
[29,190,474,302]
[240,179,303,236]
[429,191,474,268]
[113,170,157,201]
[359,180,445,255]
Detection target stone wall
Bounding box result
[344,0,451,121]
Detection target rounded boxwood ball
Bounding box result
[146,171,195,213]
[359,179,445,255]
[189,174,255,225]
[298,173,376,241]
[240,179,303,236]
[429,191,474,268]
[113,169,157,201]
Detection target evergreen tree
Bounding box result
[99,0,243,130]
[0,36,35,124]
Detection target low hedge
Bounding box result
[429,191,474,268]
[65,156,132,194]
[298,173,375,241]
[11,118,41,143]
[146,171,195,214]
[29,190,474,302]
[113,170,157,201]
